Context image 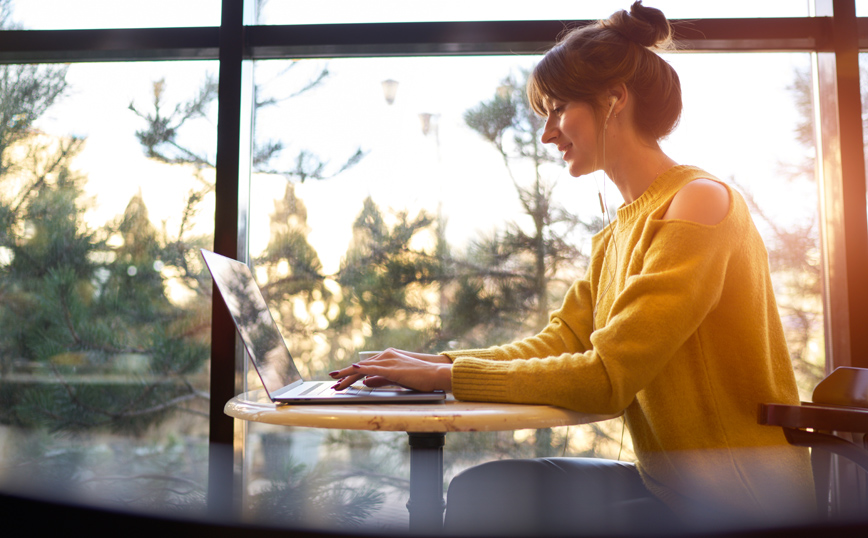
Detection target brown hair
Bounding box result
[527,1,681,141]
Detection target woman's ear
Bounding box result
[607,83,629,118]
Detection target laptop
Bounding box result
[201,249,446,404]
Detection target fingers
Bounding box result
[326,349,415,391]
[362,375,399,388]
[329,372,363,391]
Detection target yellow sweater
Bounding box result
[443,165,814,526]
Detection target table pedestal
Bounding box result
[224,391,620,532]
[406,432,446,533]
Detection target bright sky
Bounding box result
[10,0,815,28]
[14,1,819,277]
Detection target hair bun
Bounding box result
[603,1,672,50]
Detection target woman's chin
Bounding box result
[568,164,593,178]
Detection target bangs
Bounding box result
[527,45,599,116]
[527,48,567,116]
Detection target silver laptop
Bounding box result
[201,249,446,404]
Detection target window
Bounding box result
[1,0,867,534]
[0,59,216,511]
[240,51,825,530]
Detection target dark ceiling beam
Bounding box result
[248,18,837,58]
[0,17,850,64]
[0,27,220,63]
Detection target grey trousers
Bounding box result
[444,457,680,536]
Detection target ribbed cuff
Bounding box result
[440,347,503,362]
[450,357,512,402]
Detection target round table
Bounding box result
[225,390,620,532]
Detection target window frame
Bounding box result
[0,0,865,517]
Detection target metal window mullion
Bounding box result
[815,0,868,372]
[208,0,251,520]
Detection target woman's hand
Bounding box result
[328,348,452,392]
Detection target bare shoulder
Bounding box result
[662,178,730,225]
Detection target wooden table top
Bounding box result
[225,390,620,433]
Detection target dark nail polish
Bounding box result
[328,371,340,378]
[351,363,361,369]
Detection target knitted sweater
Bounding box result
[443,165,815,525]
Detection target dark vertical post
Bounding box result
[813,0,868,518]
[406,432,446,533]
[814,0,868,371]
[208,0,247,519]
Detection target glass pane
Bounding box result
[0,60,217,514]
[664,53,825,398]
[245,51,822,532]
[256,0,809,25]
[4,0,220,29]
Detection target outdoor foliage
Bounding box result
[0,1,842,522]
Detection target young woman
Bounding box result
[331,2,815,533]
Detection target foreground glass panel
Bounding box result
[245,51,822,531]
[4,0,220,30]
[256,0,809,25]
[0,60,217,513]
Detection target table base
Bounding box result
[406,432,446,533]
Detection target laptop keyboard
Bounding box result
[296,382,374,397]
[343,385,373,395]
[299,382,330,396]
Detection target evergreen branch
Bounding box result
[165,138,213,168]
[173,406,209,418]
[80,473,203,491]
[118,392,202,418]
[260,272,326,294]
[334,470,410,490]
[57,272,151,355]
[11,137,83,217]
[57,284,83,346]
[46,363,203,425]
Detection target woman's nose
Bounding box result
[541,117,557,145]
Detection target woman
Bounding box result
[331,2,814,533]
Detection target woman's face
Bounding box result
[540,99,603,177]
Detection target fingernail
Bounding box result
[328,371,340,378]
[351,363,361,369]
[331,383,341,390]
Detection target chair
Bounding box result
[758,366,868,521]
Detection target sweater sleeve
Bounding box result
[450,217,736,413]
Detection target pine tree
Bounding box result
[256,183,334,376]
[337,197,441,353]
[454,71,606,457]
[459,71,588,344]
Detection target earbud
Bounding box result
[604,96,617,128]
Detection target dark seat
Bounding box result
[758,366,868,521]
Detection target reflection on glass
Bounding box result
[242,51,824,529]
[0,59,216,513]
[255,0,809,25]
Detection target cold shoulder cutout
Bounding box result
[662,178,730,225]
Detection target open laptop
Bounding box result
[201,249,446,404]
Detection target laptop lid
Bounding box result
[201,249,303,399]
[202,249,445,404]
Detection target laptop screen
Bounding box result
[202,249,303,395]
